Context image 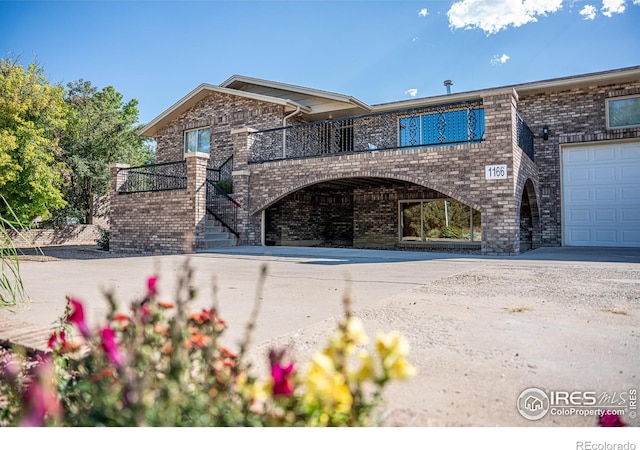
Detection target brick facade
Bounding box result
[109,154,209,254]
[235,89,535,255]
[109,69,639,255]
[517,80,640,246]
[155,92,285,168]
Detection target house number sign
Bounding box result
[485,164,508,180]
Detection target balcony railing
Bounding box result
[516,113,535,161]
[206,155,233,184]
[118,160,187,194]
[249,100,485,163]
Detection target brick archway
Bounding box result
[250,171,484,216]
[519,178,540,251]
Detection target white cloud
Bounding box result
[579,4,597,19]
[447,0,564,34]
[412,36,420,42]
[418,8,428,17]
[491,54,511,65]
[405,88,418,97]
[601,0,626,16]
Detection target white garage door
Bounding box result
[562,141,640,247]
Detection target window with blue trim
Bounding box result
[399,108,485,147]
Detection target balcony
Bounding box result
[249,100,486,163]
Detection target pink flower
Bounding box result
[269,349,295,396]
[598,411,627,427]
[47,330,67,350]
[271,362,295,396]
[147,276,158,296]
[100,327,124,366]
[67,298,90,338]
[20,357,61,427]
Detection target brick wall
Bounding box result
[109,154,208,254]
[518,80,640,246]
[155,92,285,168]
[265,186,353,246]
[237,89,525,254]
[9,225,102,247]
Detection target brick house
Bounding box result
[109,66,640,255]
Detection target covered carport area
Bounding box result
[262,176,482,251]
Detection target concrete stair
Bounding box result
[201,217,237,249]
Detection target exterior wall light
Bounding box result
[542,125,549,141]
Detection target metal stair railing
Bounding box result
[205,171,240,239]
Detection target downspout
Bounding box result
[282,106,302,158]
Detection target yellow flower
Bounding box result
[331,382,353,413]
[236,372,269,403]
[376,332,417,381]
[304,352,353,413]
[386,355,417,380]
[304,353,336,398]
[327,317,369,358]
[376,331,410,359]
[351,349,376,383]
[345,317,369,345]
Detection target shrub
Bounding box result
[0,261,416,426]
[96,226,109,251]
[216,180,233,195]
[440,226,463,239]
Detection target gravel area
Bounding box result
[250,260,640,426]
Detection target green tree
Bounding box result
[0,58,68,223]
[57,80,152,224]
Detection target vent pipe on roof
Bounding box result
[444,80,453,95]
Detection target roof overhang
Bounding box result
[220,74,372,111]
[371,66,640,112]
[512,65,640,96]
[140,84,311,137]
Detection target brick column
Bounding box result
[108,163,129,252]
[185,152,210,252]
[480,89,519,255]
[231,128,261,245]
[109,163,130,194]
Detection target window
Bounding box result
[399,199,481,242]
[184,127,211,154]
[399,107,485,147]
[606,95,640,129]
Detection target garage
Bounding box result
[562,141,640,247]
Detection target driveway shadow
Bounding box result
[15,245,148,261]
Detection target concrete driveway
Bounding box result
[1,245,639,427]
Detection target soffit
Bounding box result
[221,75,372,120]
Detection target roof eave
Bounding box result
[139,84,310,137]
[221,75,372,111]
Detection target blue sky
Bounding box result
[1,0,639,126]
